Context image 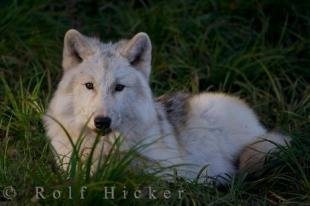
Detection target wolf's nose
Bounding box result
[94,116,111,130]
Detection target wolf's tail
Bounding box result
[238,132,290,173]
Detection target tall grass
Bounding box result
[0,0,309,205]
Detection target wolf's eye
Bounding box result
[115,84,125,92]
[85,82,94,90]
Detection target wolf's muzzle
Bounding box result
[94,116,111,129]
[94,116,112,135]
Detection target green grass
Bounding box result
[0,0,309,205]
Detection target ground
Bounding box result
[0,0,309,205]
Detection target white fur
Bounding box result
[178,93,266,179]
[43,29,289,183]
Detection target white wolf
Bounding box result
[43,29,289,183]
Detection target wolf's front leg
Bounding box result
[51,137,112,174]
[79,139,112,174]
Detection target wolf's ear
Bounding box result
[62,29,94,71]
[121,32,152,79]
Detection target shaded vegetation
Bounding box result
[0,0,309,205]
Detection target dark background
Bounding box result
[0,0,309,204]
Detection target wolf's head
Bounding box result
[55,29,157,135]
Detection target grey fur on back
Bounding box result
[156,92,192,132]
